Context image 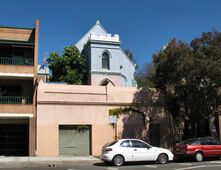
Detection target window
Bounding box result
[106,140,118,147]
[102,52,110,69]
[191,139,201,145]
[131,140,150,148]
[120,140,131,147]
[99,78,115,86]
[100,80,109,86]
[208,138,221,145]
[182,138,201,145]
[200,139,209,145]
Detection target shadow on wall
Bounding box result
[120,87,174,148]
[121,111,146,140]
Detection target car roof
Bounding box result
[117,139,145,142]
[184,137,216,141]
[193,137,213,139]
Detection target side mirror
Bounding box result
[146,146,151,149]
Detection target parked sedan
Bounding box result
[100,139,174,166]
[173,137,221,161]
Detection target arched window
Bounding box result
[99,78,115,86]
[102,52,110,69]
[100,80,110,86]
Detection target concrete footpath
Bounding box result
[0,156,100,169]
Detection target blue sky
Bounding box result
[0,0,221,68]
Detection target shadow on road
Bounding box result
[93,157,221,167]
[93,162,110,167]
[173,157,221,163]
[93,161,162,167]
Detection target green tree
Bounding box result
[151,32,221,139]
[47,45,87,85]
[152,39,192,139]
[135,63,155,88]
[189,31,221,139]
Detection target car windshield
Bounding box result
[180,138,199,145]
[105,140,118,147]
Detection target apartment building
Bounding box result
[0,20,39,156]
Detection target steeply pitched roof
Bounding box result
[75,21,136,67]
[75,20,108,52]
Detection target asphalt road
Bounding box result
[1,160,221,170]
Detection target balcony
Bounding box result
[0,57,33,66]
[0,96,32,104]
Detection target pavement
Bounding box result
[0,156,100,169]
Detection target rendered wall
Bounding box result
[90,43,135,87]
[36,81,174,157]
[36,81,137,156]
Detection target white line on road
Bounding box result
[178,163,192,166]
[209,165,221,167]
[174,165,205,170]
[66,169,77,170]
[175,165,221,170]
[210,161,221,164]
[145,165,157,168]
[106,167,119,170]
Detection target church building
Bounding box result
[36,21,140,157]
[76,21,136,87]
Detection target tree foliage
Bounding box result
[135,63,155,88]
[146,31,221,139]
[47,45,87,85]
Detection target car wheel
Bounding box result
[195,152,203,162]
[112,155,124,166]
[157,153,168,164]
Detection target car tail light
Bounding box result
[175,144,188,152]
[183,144,189,151]
[104,148,113,152]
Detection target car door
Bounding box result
[200,138,213,157]
[201,138,219,157]
[130,140,156,161]
[208,138,221,156]
[216,140,221,156]
[119,140,134,161]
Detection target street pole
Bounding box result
[115,123,117,140]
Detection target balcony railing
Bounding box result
[0,57,34,66]
[0,96,33,104]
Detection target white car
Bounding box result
[100,139,174,166]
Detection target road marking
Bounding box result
[66,169,77,170]
[175,165,221,170]
[210,161,221,164]
[106,167,118,170]
[209,165,221,167]
[174,165,205,170]
[178,163,192,166]
[145,165,157,168]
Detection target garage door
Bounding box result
[0,124,29,156]
[59,125,91,156]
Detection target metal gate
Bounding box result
[0,124,29,156]
[59,125,91,156]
